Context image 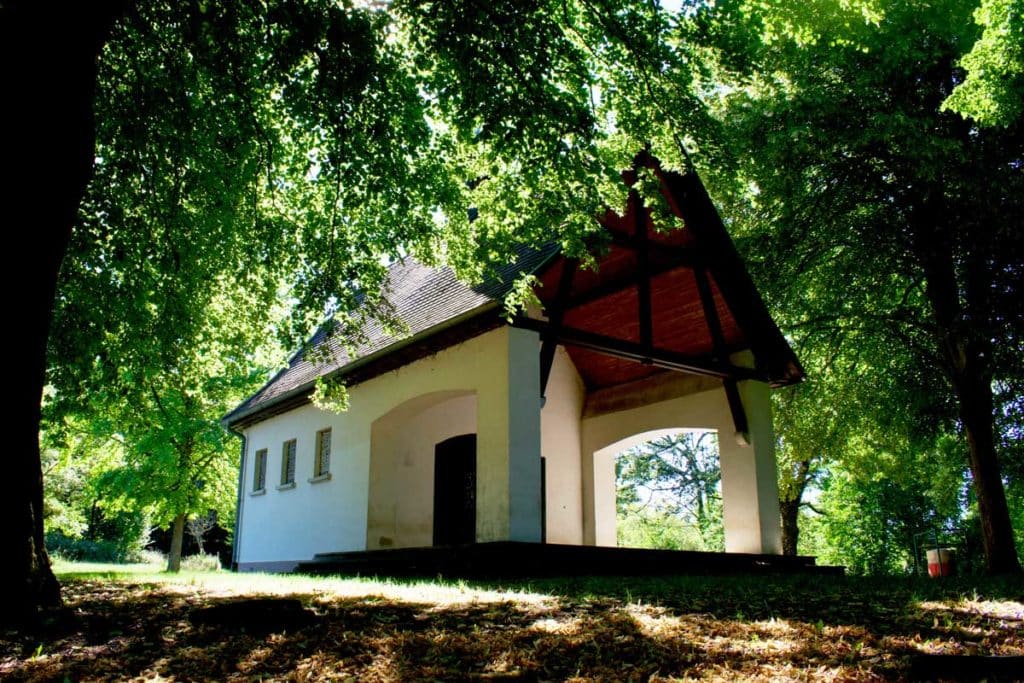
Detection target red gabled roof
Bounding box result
[526,151,803,391]
[225,152,803,429]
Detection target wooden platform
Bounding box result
[295,542,844,578]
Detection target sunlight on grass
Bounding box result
[917,597,1024,622]
[9,567,1023,681]
[52,558,166,576]
[54,560,555,608]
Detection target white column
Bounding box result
[507,326,543,541]
[718,374,783,554]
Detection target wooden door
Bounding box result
[433,434,476,546]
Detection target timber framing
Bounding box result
[225,152,803,432]
[522,150,802,402]
[514,315,763,383]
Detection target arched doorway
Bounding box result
[367,390,476,549]
[614,429,723,551]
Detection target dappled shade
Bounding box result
[3,572,1021,680]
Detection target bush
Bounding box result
[47,531,126,562]
[180,554,222,571]
[46,530,160,564]
[136,549,167,567]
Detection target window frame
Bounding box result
[278,438,297,490]
[311,428,332,482]
[252,448,268,494]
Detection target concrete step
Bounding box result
[295,542,844,578]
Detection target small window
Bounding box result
[281,439,297,486]
[314,428,331,477]
[253,448,267,492]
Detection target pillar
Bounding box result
[718,371,782,554]
[507,326,543,541]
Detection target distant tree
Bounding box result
[186,512,218,556]
[617,432,724,551]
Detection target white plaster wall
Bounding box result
[238,402,369,566]
[507,326,544,542]
[539,346,584,544]
[366,393,476,549]
[579,381,782,554]
[237,326,543,566]
[718,379,782,554]
[581,386,732,547]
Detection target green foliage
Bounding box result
[616,432,724,551]
[693,0,1023,571]
[311,375,351,414]
[45,514,151,564]
[943,0,1024,126]
[32,0,1024,578]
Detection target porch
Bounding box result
[296,542,843,578]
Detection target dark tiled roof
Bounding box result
[224,244,560,427]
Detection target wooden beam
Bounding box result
[606,231,697,261]
[723,379,750,442]
[539,258,578,399]
[656,167,804,385]
[635,191,653,360]
[695,267,750,441]
[694,267,727,358]
[512,316,763,382]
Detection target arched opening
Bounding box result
[592,427,722,548]
[615,429,723,551]
[367,390,477,550]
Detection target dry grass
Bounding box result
[1,563,1021,681]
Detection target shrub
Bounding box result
[180,554,222,571]
[46,531,124,562]
[137,549,167,567]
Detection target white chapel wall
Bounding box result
[366,392,477,550]
[539,346,585,544]
[236,325,539,570]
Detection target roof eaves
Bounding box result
[222,300,502,429]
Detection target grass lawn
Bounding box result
[2,562,1021,681]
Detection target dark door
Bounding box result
[433,434,476,546]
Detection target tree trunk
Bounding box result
[1,1,124,624]
[954,367,1021,574]
[167,514,186,573]
[916,191,1021,575]
[780,498,801,556]
[778,457,811,556]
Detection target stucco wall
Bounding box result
[366,392,477,549]
[236,401,368,567]
[540,346,585,544]
[580,377,781,553]
[236,325,543,568]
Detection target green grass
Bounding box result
[5,560,1015,681]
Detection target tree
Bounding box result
[696,0,1024,573]
[942,0,1024,126]
[616,432,724,551]
[187,512,217,556]
[4,0,127,622]
[7,0,716,619]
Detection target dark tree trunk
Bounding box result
[167,514,186,573]
[953,362,1021,574]
[780,498,801,556]
[779,457,811,556]
[0,1,123,623]
[916,191,1021,575]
